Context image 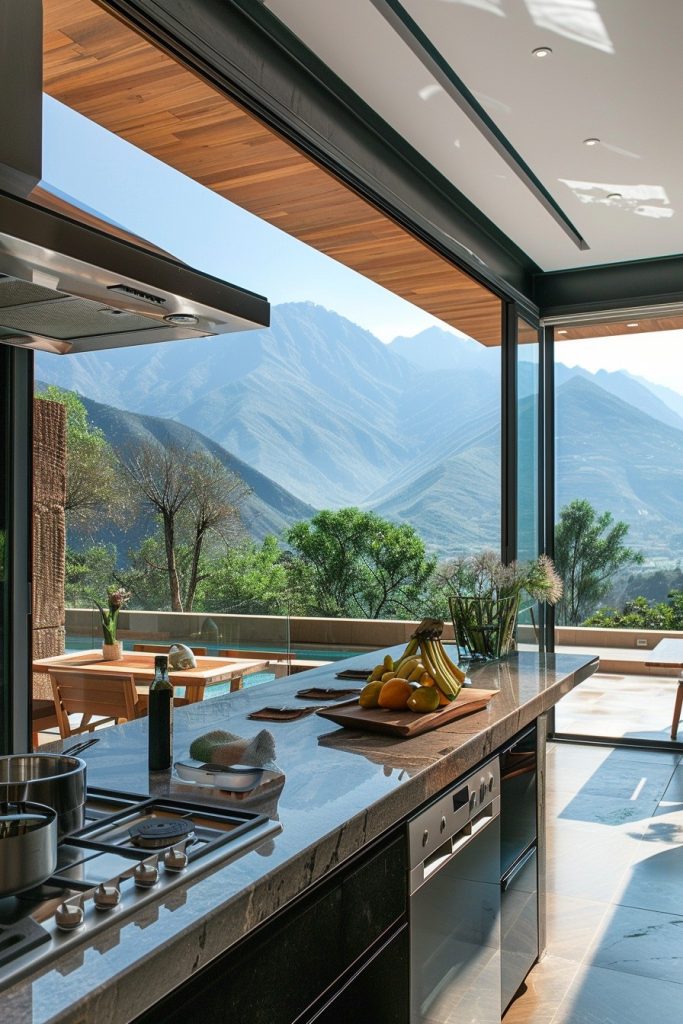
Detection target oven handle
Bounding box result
[501,844,536,891]
[409,797,499,896]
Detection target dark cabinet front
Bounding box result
[308,923,409,1024]
[133,832,407,1024]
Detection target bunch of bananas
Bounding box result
[366,621,466,703]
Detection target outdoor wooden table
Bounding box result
[32,650,270,704]
[645,638,683,740]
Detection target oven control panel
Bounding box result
[407,756,500,872]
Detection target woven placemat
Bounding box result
[296,687,361,700]
[248,706,326,722]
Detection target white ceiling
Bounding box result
[265,0,683,273]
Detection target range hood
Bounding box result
[0,1,269,356]
[0,191,270,355]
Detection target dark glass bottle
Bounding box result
[148,654,173,771]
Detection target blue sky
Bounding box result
[42,96,453,343]
[43,96,683,395]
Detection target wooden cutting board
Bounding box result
[316,687,496,737]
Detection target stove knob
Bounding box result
[440,815,447,833]
[479,779,487,801]
[488,772,495,793]
[164,847,189,872]
[422,828,429,847]
[469,792,477,811]
[134,861,159,888]
[93,883,121,910]
[55,901,84,931]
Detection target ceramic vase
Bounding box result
[102,640,123,661]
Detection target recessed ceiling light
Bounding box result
[557,329,568,335]
[607,192,622,200]
[532,46,553,58]
[626,322,639,328]
[164,313,199,326]
[583,137,600,146]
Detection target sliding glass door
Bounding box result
[516,317,542,651]
[0,346,32,754]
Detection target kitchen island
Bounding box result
[2,649,597,1023]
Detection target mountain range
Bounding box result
[35,301,683,559]
[34,384,315,552]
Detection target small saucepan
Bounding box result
[0,802,58,896]
[0,754,86,838]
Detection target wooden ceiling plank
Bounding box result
[43,0,502,346]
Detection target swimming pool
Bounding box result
[64,635,360,661]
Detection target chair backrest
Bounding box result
[219,649,286,661]
[49,668,140,739]
[133,643,208,656]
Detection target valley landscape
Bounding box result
[36,301,683,563]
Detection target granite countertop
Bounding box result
[3,648,597,1023]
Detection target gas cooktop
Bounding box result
[0,789,282,991]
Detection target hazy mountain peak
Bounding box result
[389,324,496,372]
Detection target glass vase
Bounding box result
[449,594,519,661]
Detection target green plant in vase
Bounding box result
[96,586,131,659]
[448,552,562,660]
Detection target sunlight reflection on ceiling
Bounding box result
[559,180,674,218]
[525,0,614,53]
[437,0,505,16]
[601,142,641,160]
[418,83,443,101]
[474,91,511,116]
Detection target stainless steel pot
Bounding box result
[0,754,86,837]
[0,802,58,896]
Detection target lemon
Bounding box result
[407,686,441,714]
[359,681,383,708]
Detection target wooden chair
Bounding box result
[31,699,59,748]
[133,643,208,656]
[219,648,286,661]
[218,649,285,692]
[218,650,330,677]
[49,668,145,739]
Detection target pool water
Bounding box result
[65,635,359,660]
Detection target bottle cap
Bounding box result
[154,654,169,669]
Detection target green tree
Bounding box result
[198,536,291,615]
[585,591,683,630]
[64,544,117,607]
[119,441,249,612]
[286,508,437,619]
[554,499,643,625]
[117,534,191,611]
[37,386,128,532]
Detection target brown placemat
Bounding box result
[248,706,326,722]
[296,687,362,700]
[335,668,374,680]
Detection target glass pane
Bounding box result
[0,349,9,753]
[516,319,540,651]
[553,324,683,745]
[30,97,505,751]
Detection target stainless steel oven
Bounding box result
[407,757,501,1024]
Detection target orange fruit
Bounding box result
[377,678,413,710]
